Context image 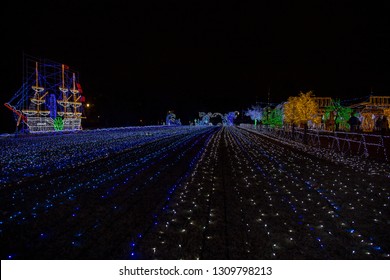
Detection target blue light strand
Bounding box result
[129,128,217,259]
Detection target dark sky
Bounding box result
[1,0,390,131]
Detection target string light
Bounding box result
[1,125,388,260]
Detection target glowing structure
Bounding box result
[4,55,85,133]
[313,97,332,118]
[211,112,224,125]
[349,95,390,132]
[166,111,181,125]
[197,112,238,126]
[198,112,212,125]
[224,111,239,126]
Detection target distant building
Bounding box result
[312,97,333,129]
[313,97,333,117]
[349,95,390,131]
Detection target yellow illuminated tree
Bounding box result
[283,96,300,125]
[283,91,319,143]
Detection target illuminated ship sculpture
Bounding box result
[4,55,86,133]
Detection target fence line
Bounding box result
[239,124,389,161]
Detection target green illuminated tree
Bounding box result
[262,104,283,128]
[54,117,64,131]
[323,99,352,131]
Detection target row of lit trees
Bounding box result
[245,91,319,127]
[246,91,390,138]
[246,91,357,128]
[245,91,333,144]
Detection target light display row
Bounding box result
[0,126,216,259]
[132,127,389,259]
[1,126,388,259]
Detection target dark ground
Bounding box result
[0,126,389,259]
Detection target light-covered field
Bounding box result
[0,126,389,259]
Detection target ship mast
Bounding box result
[30,62,47,114]
[58,64,71,116]
[70,72,82,116]
[5,55,85,132]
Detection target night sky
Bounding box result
[1,1,390,132]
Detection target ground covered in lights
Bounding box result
[1,126,389,260]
